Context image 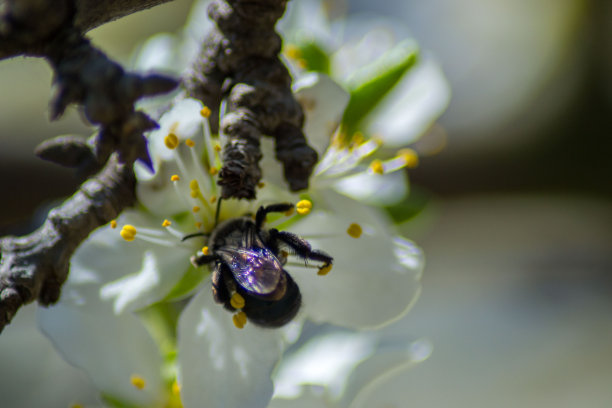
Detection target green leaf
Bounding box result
[342,41,419,132]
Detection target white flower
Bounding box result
[38,97,424,408]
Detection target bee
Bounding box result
[190,203,333,328]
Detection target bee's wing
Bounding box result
[217,247,283,295]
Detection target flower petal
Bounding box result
[365,58,450,146]
[294,72,350,155]
[177,286,285,408]
[100,247,193,314]
[78,210,195,313]
[289,193,422,328]
[329,169,408,206]
[38,282,165,406]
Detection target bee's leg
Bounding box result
[255,203,294,229]
[190,253,218,267]
[268,229,333,273]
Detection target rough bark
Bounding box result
[185,0,318,199]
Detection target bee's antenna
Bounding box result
[181,232,209,242]
[214,197,223,227]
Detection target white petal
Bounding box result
[178,286,285,408]
[1,304,100,407]
[328,170,408,206]
[365,58,450,147]
[294,72,350,155]
[100,247,193,314]
[38,283,165,406]
[273,331,376,399]
[289,194,423,328]
[343,339,432,408]
[132,33,181,74]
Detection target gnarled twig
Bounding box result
[185,0,318,199]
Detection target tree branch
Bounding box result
[0,155,135,333]
[185,0,318,199]
[0,0,178,332]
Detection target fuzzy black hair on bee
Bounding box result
[190,203,333,328]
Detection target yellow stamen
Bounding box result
[120,225,137,242]
[172,380,181,396]
[214,144,222,152]
[200,106,211,118]
[347,223,363,239]
[284,44,301,59]
[233,311,247,329]
[171,174,180,182]
[210,195,217,204]
[257,182,265,188]
[230,293,246,309]
[202,246,209,255]
[190,179,200,197]
[110,220,117,229]
[164,133,179,150]
[162,219,171,228]
[209,167,219,176]
[185,139,195,148]
[195,222,203,229]
[296,199,312,215]
[369,159,384,174]
[350,131,365,146]
[284,206,295,216]
[130,374,146,390]
[398,148,419,168]
[318,264,332,276]
[297,59,308,69]
[192,206,200,213]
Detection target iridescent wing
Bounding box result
[217,247,283,295]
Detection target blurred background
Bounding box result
[1,0,611,406]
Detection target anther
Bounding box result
[195,222,203,229]
[398,148,419,168]
[209,167,219,176]
[120,225,137,241]
[318,264,332,276]
[162,220,172,227]
[202,246,209,255]
[296,200,312,215]
[192,206,200,213]
[185,139,195,148]
[171,174,180,182]
[284,206,295,216]
[110,220,117,229]
[172,380,181,396]
[285,44,302,59]
[230,293,246,309]
[200,106,211,118]
[130,374,146,390]
[258,182,265,188]
[232,311,247,329]
[369,159,384,174]
[214,144,222,152]
[164,133,179,150]
[210,195,217,204]
[347,223,363,239]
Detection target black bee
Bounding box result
[191,203,333,328]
